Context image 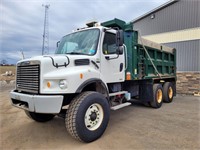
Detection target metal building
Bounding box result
[132,0,200,94]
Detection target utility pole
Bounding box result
[42,4,50,55]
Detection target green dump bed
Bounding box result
[102,18,176,80]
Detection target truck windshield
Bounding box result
[56,29,100,55]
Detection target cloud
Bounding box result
[0,0,169,64]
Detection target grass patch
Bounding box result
[0,66,16,74]
[0,66,16,81]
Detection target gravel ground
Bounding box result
[0,86,200,150]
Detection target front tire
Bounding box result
[66,91,110,143]
[24,111,55,122]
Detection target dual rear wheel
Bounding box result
[163,82,174,103]
[149,82,174,108]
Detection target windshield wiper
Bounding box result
[66,52,86,55]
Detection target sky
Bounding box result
[0,0,169,64]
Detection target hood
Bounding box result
[17,54,94,68]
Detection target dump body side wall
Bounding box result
[124,30,176,80]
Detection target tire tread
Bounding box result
[150,84,163,108]
[163,82,174,103]
[65,92,95,142]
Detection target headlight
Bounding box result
[59,80,67,89]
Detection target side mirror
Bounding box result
[56,41,60,48]
[116,30,124,47]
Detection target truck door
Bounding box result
[100,31,125,83]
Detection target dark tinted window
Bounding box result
[103,32,116,55]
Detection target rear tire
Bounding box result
[150,84,163,108]
[66,91,110,143]
[24,111,55,122]
[163,82,174,103]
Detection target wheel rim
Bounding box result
[157,89,163,103]
[84,103,104,131]
[168,87,173,99]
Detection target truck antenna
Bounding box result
[42,4,50,55]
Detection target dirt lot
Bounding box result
[0,66,15,82]
[0,86,200,150]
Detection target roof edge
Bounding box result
[131,0,179,23]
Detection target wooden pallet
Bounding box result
[194,92,200,96]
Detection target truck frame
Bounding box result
[10,18,176,142]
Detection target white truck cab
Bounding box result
[10,24,126,142]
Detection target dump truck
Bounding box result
[10,18,176,142]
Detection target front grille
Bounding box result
[16,64,40,93]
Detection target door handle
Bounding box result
[120,63,123,72]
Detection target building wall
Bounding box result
[132,0,200,94]
[170,39,200,95]
[176,72,200,95]
[142,27,200,44]
[133,0,200,72]
[133,0,200,35]
[165,40,200,71]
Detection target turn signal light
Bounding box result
[126,72,131,80]
[47,81,51,88]
[80,73,83,79]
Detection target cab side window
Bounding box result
[103,32,116,55]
